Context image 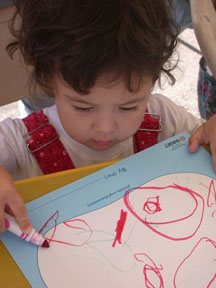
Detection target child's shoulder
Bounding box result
[0,117,28,161]
[0,116,26,135]
[148,93,178,112]
[0,104,57,139]
[148,93,201,121]
[148,93,204,141]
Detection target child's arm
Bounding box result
[0,165,32,234]
[189,114,216,171]
[190,0,216,78]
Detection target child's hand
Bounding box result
[0,165,32,234]
[189,114,216,171]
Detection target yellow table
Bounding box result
[0,160,118,288]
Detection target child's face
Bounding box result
[54,75,152,151]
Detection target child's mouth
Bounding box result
[93,139,113,148]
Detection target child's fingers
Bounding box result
[189,128,204,152]
[0,208,6,234]
[0,165,32,234]
[8,190,32,234]
[209,134,216,172]
[190,123,216,172]
[211,152,216,172]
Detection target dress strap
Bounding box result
[133,112,162,153]
[22,110,75,174]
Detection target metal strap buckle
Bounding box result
[24,123,59,153]
[138,113,162,132]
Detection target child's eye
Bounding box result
[73,106,93,111]
[120,106,137,111]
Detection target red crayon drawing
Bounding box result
[207,180,216,217]
[174,237,216,287]
[39,210,93,247]
[134,253,164,288]
[143,196,162,215]
[199,179,216,217]
[36,174,216,288]
[207,180,216,208]
[124,183,205,241]
[112,209,127,247]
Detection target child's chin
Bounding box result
[90,144,114,151]
[88,140,116,151]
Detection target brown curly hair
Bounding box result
[7,0,179,95]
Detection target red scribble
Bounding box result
[143,196,162,215]
[112,209,127,247]
[56,219,93,247]
[173,237,216,287]
[207,274,216,288]
[39,211,93,247]
[212,210,216,218]
[124,184,205,241]
[39,210,59,244]
[64,220,87,230]
[134,253,164,288]
[207,180,216,208]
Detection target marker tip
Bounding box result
[41,240,50,248]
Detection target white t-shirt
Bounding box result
[0,94,204,180]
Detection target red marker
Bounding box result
[5,212,49,248]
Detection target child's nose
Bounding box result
[93,113,117,134]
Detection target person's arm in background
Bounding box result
[190,0,216,79]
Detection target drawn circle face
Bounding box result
[37,173,216,288]
[124,181,199,224]
[123,173,206,240]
